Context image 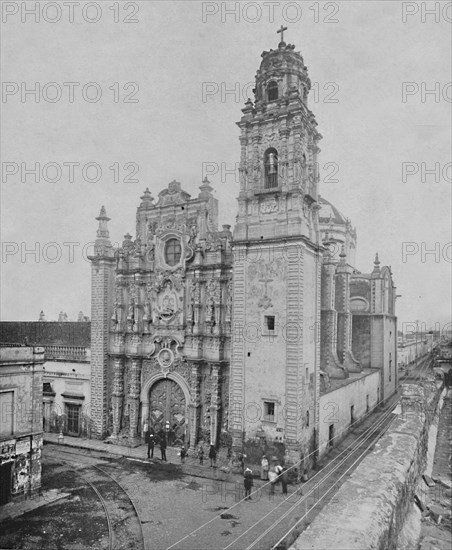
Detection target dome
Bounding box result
[318,196,348,226]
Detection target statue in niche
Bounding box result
[267,152,277,174]
[154,281,181,323]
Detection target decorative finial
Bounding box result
[95,206,110,239]
[96,205,110,221]
[277,25,288,45]
[199,176,213,197]
[339,244,347,264]
[123,233,133,245]
[140,188,154,205]
[372,252,381,276]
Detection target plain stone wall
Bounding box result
[291,381,443,550]
[318,371,380,455]
[352,315,371,367]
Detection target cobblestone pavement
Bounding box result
[1,388,409,550]
[0,444,297,550]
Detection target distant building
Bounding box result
[0,345,44,505]
[0,322,91,438]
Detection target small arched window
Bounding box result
[267,81,278,102]
[165,238,181,266]
[264,148,278,189]
[306,410,310,427]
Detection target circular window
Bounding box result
[165,238,181,267]
[350,297,369,312]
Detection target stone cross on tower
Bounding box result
[277,25,288,43]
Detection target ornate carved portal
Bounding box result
[149,379,186,446]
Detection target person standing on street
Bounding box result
[209,444,217,467]
[244,468,254,500]
[260,455,269,480]
[268,469,278,496]
[144,425,155,459]
[180,446,187,464]
[280,466,288,496]
[198,445,204,465]
[159,430,167,461]
[275,461,283,493]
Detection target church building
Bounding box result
[88,31,397,467]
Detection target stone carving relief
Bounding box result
[144,335,186,379]
[260,199,278,214]
[205,279,221,332]
[152,280,182,325]
[111,285,123,331]
[248,259,287,309]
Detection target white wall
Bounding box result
[42,360,91,430]
[318,371,380,456]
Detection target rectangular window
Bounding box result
[350,405,355,424]
[0,391,14,436]
[264,316,275,331]
[263,401,275,422]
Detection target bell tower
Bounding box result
[230,30,322,467]
[234,28,322,242]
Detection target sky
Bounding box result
[1,0,451,333]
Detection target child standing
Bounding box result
[198,446,204,465]
[180,446,187,464]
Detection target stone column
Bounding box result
[128,356,142,444]
[336,249,361,372]
[320,244,347,379]
[111,355,125,437]
[188,362,202,450]
[239,135,248,193]
[209,363,222,446]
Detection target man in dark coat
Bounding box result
[159,429,167,461]
[144,426,155,459]
[244,468,253,500]
[280,466,288,496]
[208,444,217,467]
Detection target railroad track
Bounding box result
[46,448,146,550]
[169,354,435,550]
[222,403,399,550]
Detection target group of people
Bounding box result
[243,454,289,500]
[144,426,289,499]
[143,425,167,461]
[178,444,217,467]
[197,444,218,467]
[143,424,218,466]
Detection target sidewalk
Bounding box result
[0,489,71,522]
[43,433,244,483]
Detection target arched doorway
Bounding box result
[149,378,186,446]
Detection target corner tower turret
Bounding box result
[89,206,115,438]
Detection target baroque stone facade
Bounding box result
[89,34,397,461]
[90,179,232,448]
